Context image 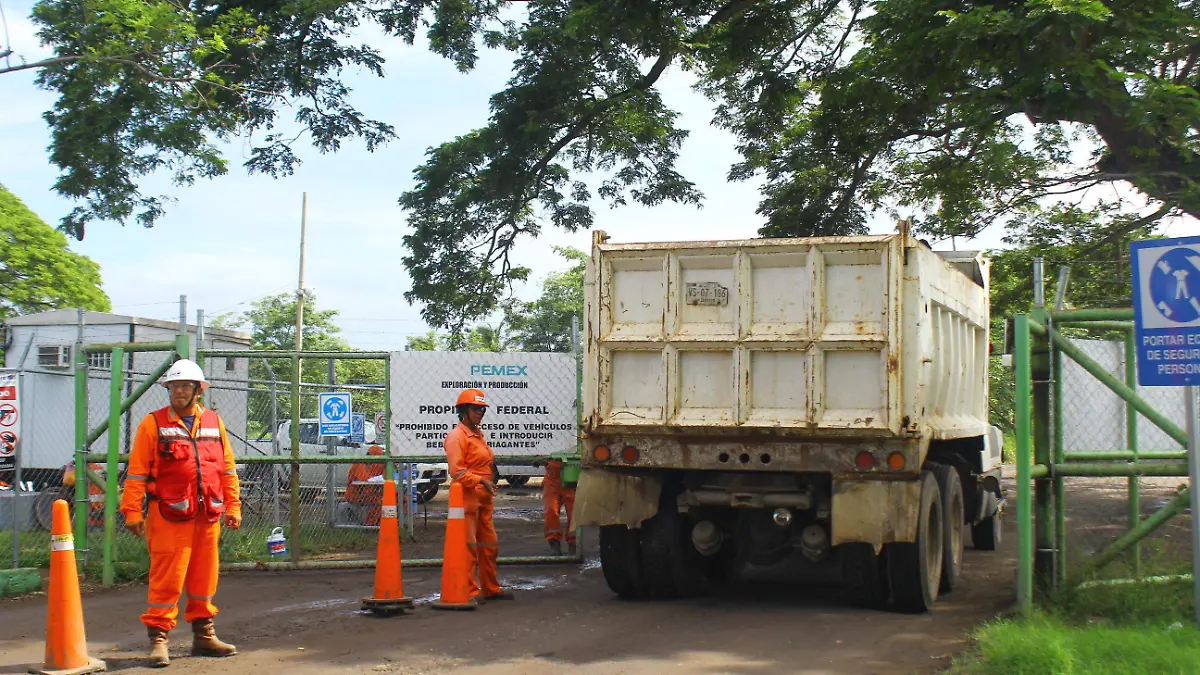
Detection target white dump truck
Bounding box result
[573,228,1003,612]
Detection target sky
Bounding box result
[2,4,1197,350]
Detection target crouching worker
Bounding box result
[119,359,242,667]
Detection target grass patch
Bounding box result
[954,617,1200,675]
[952,557,1200,674]
[1002,433,1016,464]
[1,522,386,584]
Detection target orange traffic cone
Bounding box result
[431,481,476,611]
[32,499,105,675]
[361,480,413,616]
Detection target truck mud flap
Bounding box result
[573,469,662,529]
[831,478,921,547]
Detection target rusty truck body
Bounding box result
[573,228,1003,612]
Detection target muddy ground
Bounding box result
[0,472,1188,675]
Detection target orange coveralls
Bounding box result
[119,404,241,631]
[543,460,575,546]
[346,445,386,525]
[443,422,500,600]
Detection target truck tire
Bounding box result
[639,492,711,599]
[842,542,889,609]
[417,484,440,504]
[599,525,647,599]
[503,476,530,488]
[971,514,1001,551]
[887,471,944,613]
[931,463,965,593]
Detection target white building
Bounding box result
[3,310,252,487]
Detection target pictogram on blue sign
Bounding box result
[1132,237,1200,386]
[318,392,352,435]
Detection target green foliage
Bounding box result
[403,325,504,352]
[0,184,110,321]
[19,0,1199,328]
[213,293,385,417]
[503,246,585,353]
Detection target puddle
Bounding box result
[269,597,357,613]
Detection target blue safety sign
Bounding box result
[349,412,366,443]
[1132,236,1200,386]
[318,392,352,435]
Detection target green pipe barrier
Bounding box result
[1065,452,1186,461]
[84,341,176,354]
[222,554,583,572]
[1050,308,1134,322]
[86,454,561,465]
[85,353,176,447]
[1073,488,1191,581]
[199,349,390,359]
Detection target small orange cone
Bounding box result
[361,480,413,616]
[31,500,105,675]
[431,481,476,611]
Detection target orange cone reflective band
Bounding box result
[32,500,105,675]
[361,480,413,615]
[431,481,476,611]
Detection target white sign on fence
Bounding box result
[388,352,576,457]
[0,369,20,472]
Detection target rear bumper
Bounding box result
[582,434,923,479]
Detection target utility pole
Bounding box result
[289,192,307,562]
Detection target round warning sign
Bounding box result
[0,404,17,427]
[0,430,14,457]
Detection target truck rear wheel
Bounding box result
[599,524,648,599]
[639,492,711,599]
[887,471,943,613]
[931,463,964,593]
[842,542,889,609]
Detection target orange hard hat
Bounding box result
[367,445,385,456]
[456,388,488,407]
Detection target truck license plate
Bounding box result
[685,282,729,306]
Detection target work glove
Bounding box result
[224,512,242,530]
[125,519,145,538]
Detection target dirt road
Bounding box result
[0,485,1020,675]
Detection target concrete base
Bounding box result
[29,656,107,675]
[361,596,414,616]
[0,567,41,597]
[430,598,478,611]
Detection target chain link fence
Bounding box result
[1056,330,1193,581]
[5,345,582,582]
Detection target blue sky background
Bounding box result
[2,3,1196,349]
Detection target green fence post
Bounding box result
[1052,342,1067,584]
[1014,314,1034,615]
[290,354,301,564]
[1032,310,1055,594]
[103,348,124,587]
[1124,329,1141,578]
[73,342,89,567]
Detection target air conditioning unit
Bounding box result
[38,345,73,368]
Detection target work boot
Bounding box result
[548,539,562,556]
[484,588,516,601]
[191,619,237,657]
[568,542,577,556]
[147,627,170,668]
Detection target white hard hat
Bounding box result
[162,359,209,390]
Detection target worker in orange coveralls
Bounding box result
[346,445,387,525]
[542,459,576,556]
[119,359,241,667]
[444,388,515,605]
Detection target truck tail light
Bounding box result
[621,446,640,463]
[887,452,906,471]
[855,451,875,470]
[593,446,611,462]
